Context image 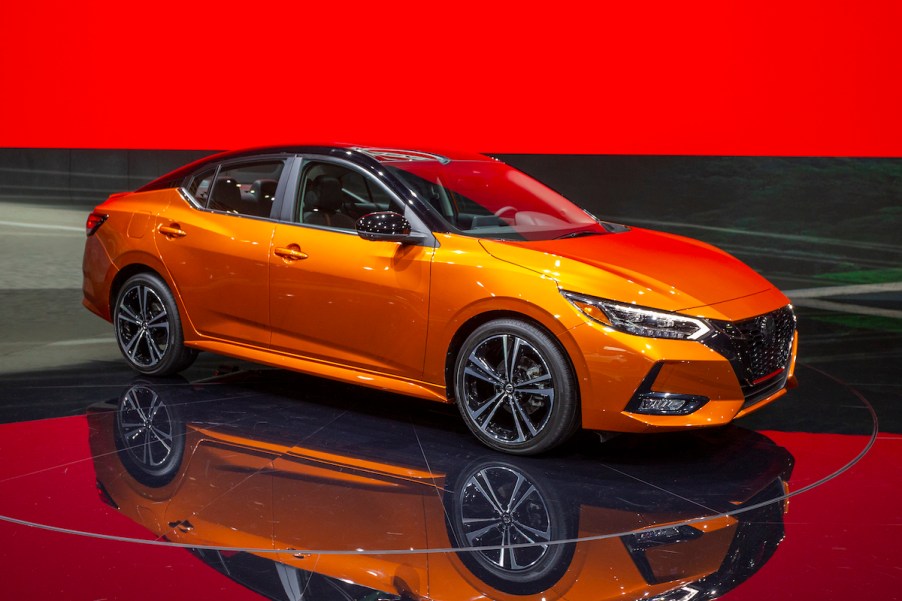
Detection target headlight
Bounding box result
[561,291,711,340]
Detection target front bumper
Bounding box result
[565,304,798,433]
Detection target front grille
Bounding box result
[704,305,796,407]
[718,306,796,380]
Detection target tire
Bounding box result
[445,459,576,595]
[113,272,197,376]
[454,319,579,455]
[113,382,186,487]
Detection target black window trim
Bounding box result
[179,154,292,222]
[281,154,438,247]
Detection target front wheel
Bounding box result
[445,459,576,594]
[454,319,579,455]
[114,273,197,376]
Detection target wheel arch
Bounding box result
[109,259,200,343]
[109,263,164,311]
[109,264,199,375]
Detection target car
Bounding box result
[82,144,798,454]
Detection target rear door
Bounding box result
[155,158,286,347]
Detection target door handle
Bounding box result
[159,224,187,238]
[274,246,309,261]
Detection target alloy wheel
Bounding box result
[117,385,175,471]
[460,334,555,445]
[457,465,553,571]
[116,283,171,368]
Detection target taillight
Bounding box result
[86,212,108,236]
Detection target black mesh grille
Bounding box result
[704,305,796,407]
[719,306,796,380]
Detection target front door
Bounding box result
[268,159,433,379]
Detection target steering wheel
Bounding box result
[493,205,517,218]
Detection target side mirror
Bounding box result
[356,211,426,244]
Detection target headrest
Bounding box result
[250,179,277,202]
[212,178,241,206]
[310,176,343,212]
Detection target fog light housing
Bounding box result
[625,362,709,415]
[623,525,704,585]
[626,525,703,550]
[633,392,708,415]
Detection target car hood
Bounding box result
[480,228,777,314]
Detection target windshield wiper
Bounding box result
[555,230,603,240]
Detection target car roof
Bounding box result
[138,144,492,192]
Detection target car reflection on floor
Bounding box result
[88,372,794,601]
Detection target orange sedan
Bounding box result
[82,145,798,453]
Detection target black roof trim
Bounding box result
[137,146,340,192]
[137,144,491,192]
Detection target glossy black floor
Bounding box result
[2,154,901,600]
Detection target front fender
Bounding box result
[422,235,588,394]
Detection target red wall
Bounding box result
[2,0,900,155]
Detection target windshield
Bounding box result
[384,160,609,241]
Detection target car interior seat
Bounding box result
[303,176,356,229]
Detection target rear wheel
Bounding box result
[454,319,579,455]
[114,381,186,487]
[114,273,197,376]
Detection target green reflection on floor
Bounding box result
[817,268,902,285]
